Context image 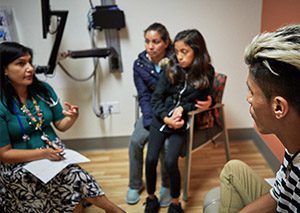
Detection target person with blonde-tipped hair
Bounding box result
[219,24,300,212]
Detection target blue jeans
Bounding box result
[129,117,169,189]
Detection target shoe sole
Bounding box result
[160,202,171,208]
[126,197,140,205]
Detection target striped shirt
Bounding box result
[270,149,300,212]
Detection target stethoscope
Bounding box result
[35,94,59,107]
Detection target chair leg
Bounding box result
[183,147,191,202]
[183,116,195,202]
[221,107,231,161]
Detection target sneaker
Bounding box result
[159,186,172,207]
[126,187,144,205]
[144,196,160,213]
[168,202,184,213]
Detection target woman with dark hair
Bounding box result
[144,29,215,213]
[0,42,125,213]
[127,22,173,206]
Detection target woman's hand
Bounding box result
[164,106,185,129]
[54,102,79,132]
[195,96,212,110]
[63,102,79,119]
[42,148,65,161]
[0,145,64,163]
[164,116,184,129]
[173,106,183,119]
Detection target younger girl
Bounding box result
[144,29,215,213]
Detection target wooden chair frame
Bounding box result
[183,103,231,201]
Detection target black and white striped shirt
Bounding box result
[270,149,300,212]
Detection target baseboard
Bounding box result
[249,129,281,172]
[227,128,281,173]
[63,128,281,172]
[64,136,130,150]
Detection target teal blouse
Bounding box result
[0,82,64,149]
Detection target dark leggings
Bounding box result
[146,126,187,198]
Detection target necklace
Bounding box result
[19,97,60,151]
[14,96,44,142]
[21,97,43,131]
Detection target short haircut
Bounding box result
[244,24,300,115]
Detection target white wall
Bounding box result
[0,0,261,139]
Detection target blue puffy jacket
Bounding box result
[133,50,170,129]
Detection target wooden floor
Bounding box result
[79,140,274,213]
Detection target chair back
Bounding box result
[210,72,227,127]
[194,72,227,129]
[212,72,227,104]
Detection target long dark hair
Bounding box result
[0,42,50,113]
[166,29,211,88]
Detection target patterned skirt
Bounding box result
[0,138,104,213]
[0,161,104,212]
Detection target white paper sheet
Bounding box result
[23,149,90,184]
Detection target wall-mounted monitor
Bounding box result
[38,0,68,75]
[41,0,51,39]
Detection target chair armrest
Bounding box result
[188,103,224,116]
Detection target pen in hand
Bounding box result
[49,142,65,159]
[41,135,65,159]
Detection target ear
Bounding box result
[272,96,288,119]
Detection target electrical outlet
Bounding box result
[99,103,110,117]
[100,101,120,115]
[107,101,120,114]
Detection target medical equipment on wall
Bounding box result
[38,0,126,118]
